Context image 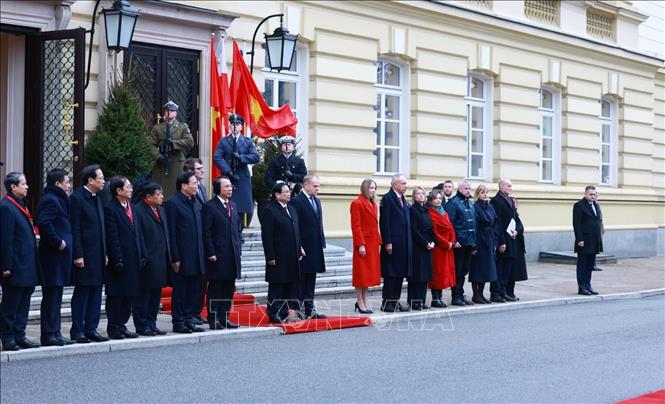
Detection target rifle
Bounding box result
[158,124,173,176]
[228,138,241,184]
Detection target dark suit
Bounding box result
[0,194,39,345]
[379,190,413,308]
[261,200,302,321]
[213,134,260,218]
[202,197,241,326]
[490,192,518,298]
[132,201,170,333]
[69,186,106,338]
[104,199,146,334]
[193,182,207,319]
[265,154,307,189]
[573,198,603,291]
[36,186,72,340]
[165,192,204,327]
[290,192,326,316]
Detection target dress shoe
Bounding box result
[592,265,603,271]
[490,294,506,303]
[71,334,91,343]
[190,317,206,325]
[482,296,492,304]
[173,324,192,333]
[224,320,240,329]
[122,330,139,338]
[16,338,40,349]
[41,336,65,347]
[186,323,205,333]
[451,298,466,306]
[421,304,430,310]
[410,304,422,311]
[506,293,519,301]
[86,332,110,342]
[209,321,224,330]
[578,288,592,296]
[460,296,473,305]
[137,329,156,336]
[1,341,19,351]
[308,312,327,319]
[107,331,125,340]
[587,288,599,295]
[431,300,447,308]
[56,333,75,345]
[354,302,373,314]
[502,295,517,302]
[381,302,397,312]
[397,302,411,312]
[152,327,167,336]
[472,297,487,304]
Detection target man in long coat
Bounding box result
[573,185,603,295]
[213,114,260,229]
[265,135,307,189]
[379,173,413,313]
[0,172,40,351]
[490,178,519,302]
[202,177,242,329]
[290,175,327,319]
[445,180,477,306]
[149,101,195,198]
[36,168,74,346]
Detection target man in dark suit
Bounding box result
[36,168,74,346]
[379,173,413,313]
[490,178,519,303]
[445,179,477,306]
[290,175,327,319]
[573,185,603,295]
[0,172,40,351]
[261,182,304,323]
[104,177,147,339]
[265,135,307,189]
[183,157,208,325]
[69,165,110,343]
[133,182,170,336]
[202,176,242,330]
[213,114,260,229]
[165,171,205,333]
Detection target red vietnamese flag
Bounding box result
[210,36,225,178]
[230,41,297,139]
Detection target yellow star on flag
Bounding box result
[250,96,263,123]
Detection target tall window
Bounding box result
[465,75,491,179]
[599,98,616,185]
[538,87,560,183]
[374,60,405,174]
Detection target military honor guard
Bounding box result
[264,135,307,189]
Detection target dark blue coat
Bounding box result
[445,191,477,247]
[469,201,498,283]
[290,192,326,274]
[490,192,518,259]
[379,190,413,278]
[213,135,260,214]
[261,200,301,283]
[36,186,72,286]
[202,197,242,281]
[265,154,307,189]
[104,199,146,297]
[134,201,170,289]
[409,203,433,283]
[70,187,106,286]
[573,198,603,254]
[165,192,204,277]
[0,194,40,287]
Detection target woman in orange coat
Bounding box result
[350,178,382,314]
[427,190,457,308]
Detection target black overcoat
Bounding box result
[409,203,433,283]
[490,192,518,259]
[134,201,170,288]
[165,192,205,277]
[261,200,301,283]
[264,154,307,189]
[469,201,498,283]
[0,194,40,287]
[202,197,242,281]
[290,192,326,274]
[379,191,413,278]
[36,186,72,287]
[512,211,528,282]
[70,186,106,286]
[104,199,146,297]
[573,198,603,254]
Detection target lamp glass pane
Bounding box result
[119,15,137,49]
[105,13,120,48]
[266,37,282,69]
[281,38,296,70]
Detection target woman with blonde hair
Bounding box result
[469,184,498,304]
[408,186,434,310]
[350,179,382,313]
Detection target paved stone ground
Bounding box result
[18,256,663,340]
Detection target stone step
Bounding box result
[538,251,617,265]
[238,264,352,282]
[236,274,355,294]
[241,244,347,258]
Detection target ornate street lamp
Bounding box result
[248,14,299,74]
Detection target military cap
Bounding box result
[162,101,179,111]
[229,114,244,124]
[278,135,296,145]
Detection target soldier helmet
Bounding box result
[229,114,244,124]
[162,101,179,111]
[278,135,296,145]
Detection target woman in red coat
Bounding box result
[427,190,457,308]
[350,178,382,314]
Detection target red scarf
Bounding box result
[5,195,39,235]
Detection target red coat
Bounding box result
[350,195,382,287]
[428,207,456,289]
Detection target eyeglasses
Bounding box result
[280,190,291,194]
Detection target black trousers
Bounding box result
[0,285,34,344]
[491,258,514,297]
[70,285,102,337]
[382,276,404,303]
[133,287,162,332]
[267,282,299,321]
[193,277,207,319]
[577,253,595,290]
[40,286,64,338]
[452,246,473,299]
[171,273,201,326]
[430,289,443,301]
[207,279,236,325]
[105,295,133,333]
[407,281,427,307]
[298,272,318,315]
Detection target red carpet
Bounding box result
[616,390,665,404]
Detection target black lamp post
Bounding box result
[85,0,140,89]
[248,13,299,74]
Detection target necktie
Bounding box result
[590,202,597,216]
[310,196,318,214]
[125,203,134,224]
[152,207,160,220]
[284,206,291,218]
[399,195,404,208]
[224,200,231,218]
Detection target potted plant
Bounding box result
[251,136,280,224]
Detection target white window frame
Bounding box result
[538,86,561,184]
[465,73,493,180]
[599,97,618,187]
[262,45,309,160]
[374,59,410,176]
